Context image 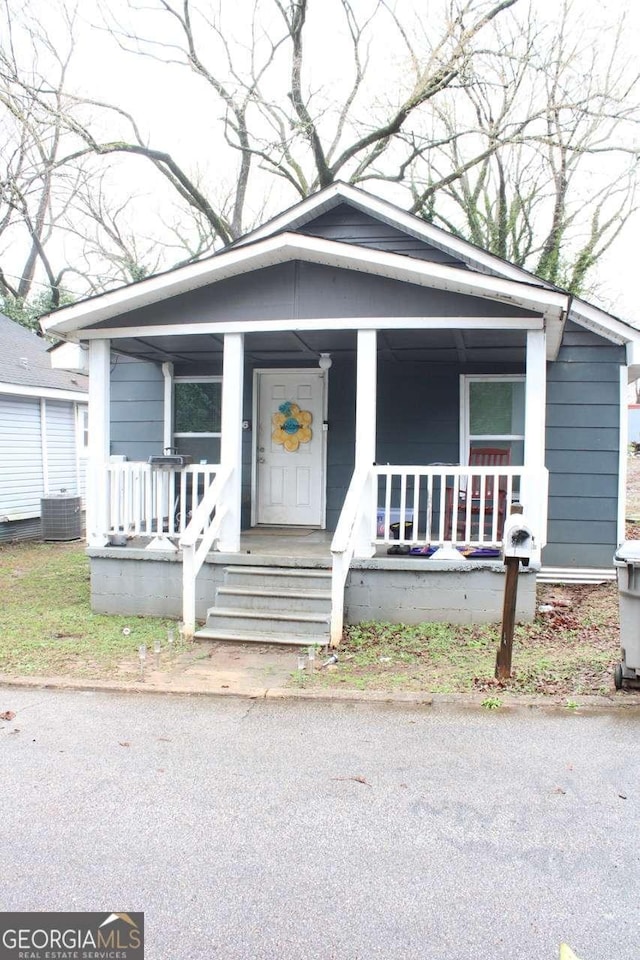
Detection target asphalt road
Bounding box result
[1,689,638,960]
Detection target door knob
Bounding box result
[258,456,266,463]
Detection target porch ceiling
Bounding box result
[110,327,528,370]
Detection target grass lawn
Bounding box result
[0,541,178,679]
[294,582,621,698]
[0,540,622,696]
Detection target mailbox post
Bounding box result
[495,505,536,680]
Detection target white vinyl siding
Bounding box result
[45,400,78,497]
[0,394,88,522]
[0,396,44,519]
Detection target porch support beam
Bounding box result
[354,329,377,558]
[78,315,545,341]
[523,329,547,550]
[218,333,244,552]
[87,339,111,547]
[355,329,377,469]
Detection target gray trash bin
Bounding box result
[613,541,640,688]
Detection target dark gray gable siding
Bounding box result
[292,203,468,267]
[110,355,164,460]
[88,262,538,332]
[544,321,625,567]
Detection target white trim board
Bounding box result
[77,314,545,338]
[0,382,88,402]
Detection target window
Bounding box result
[173,378,222,437]
[76,405,89,456]
[461,376,525,464]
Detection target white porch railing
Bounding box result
[329,466,376,647]
[104,462,219,538]
[179,464,234,637]
[374,465,534,547]
[330,464,547,646]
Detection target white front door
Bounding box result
[254,369,326,526]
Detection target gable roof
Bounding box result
[235,182,640,347]
[39,181,639,356]
[41,230,569,357]
[0,314,88,395]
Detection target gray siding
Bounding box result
[543,322,625,567]
[110,355,164,460]
[88,261,538,331]
[0,395,44,519]
[294,204,468,267]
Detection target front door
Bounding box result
[254,369,326,526]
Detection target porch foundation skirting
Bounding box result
[87,548,537,624]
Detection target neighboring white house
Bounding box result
[0,313,89,542]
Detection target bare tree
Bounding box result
[410,1,640,295]
[0,0,639,311]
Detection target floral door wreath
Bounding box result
[272,401,313,452]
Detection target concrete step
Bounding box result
[224,565,331,592]
[193,628,327,647]
[203,606,330,639]
[216,585,332,614]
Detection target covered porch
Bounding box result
[83,311,556,643]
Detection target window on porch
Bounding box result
[462,375,525,465]
[173,377,222,463]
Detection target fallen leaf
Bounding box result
[0,711,16,721]
[119,741,131,747]
[158,737,172,742]
[221,684,229,689]
[331,776,371,787]
[552,787,567,795]
[618,793,627,800]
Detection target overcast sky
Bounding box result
[12,0,640,324]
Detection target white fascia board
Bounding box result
[42,231,567,339]
[570,298,640,346]
[0,382,88,402]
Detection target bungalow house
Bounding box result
[0,314,88,542]
[40,183,640,645]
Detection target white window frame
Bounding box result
[173,376,222,440]
[459,374,525,464]
[76,403,89,457]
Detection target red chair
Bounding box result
[447,447,511,542]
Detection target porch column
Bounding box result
[354,329,377,558]
[355,329,377,468]
[218,332,244,552]
[523,329,547,546]
[87,339,111,547]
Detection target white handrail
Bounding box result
[104,462,219,538]
[330,466,374,647]
[179,464,233,636]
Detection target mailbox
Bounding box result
[502,513,535,566]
